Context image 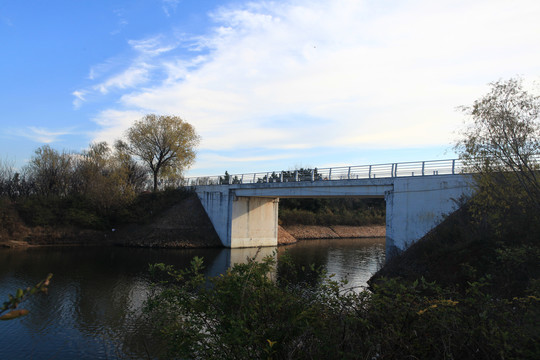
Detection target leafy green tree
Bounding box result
[220,171,240,184]
[0,158,30,199]
[125,114,200,192]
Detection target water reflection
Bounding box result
[0,238,384,359]
[279,238,385,290]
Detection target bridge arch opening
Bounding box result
[277,196,386,239]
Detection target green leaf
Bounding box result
[16,288,24,299]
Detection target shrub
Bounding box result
[143,254,539,360]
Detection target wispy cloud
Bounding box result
[93,63,153,94]
[111,8,128,35]
[162,0,180,17]
[72,90,87,109]
[15,127,74,144]
[84,0,540,172]
[90,109,146,145]
[128,36,177,56]
[1,16,13,27]
[74,35,179,104]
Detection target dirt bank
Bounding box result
[0,194,222,249]
[111,195,222,248]
[281,225,385,241]
[0,201,110,248]
[278,225,297,245]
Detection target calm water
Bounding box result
[0,238,384,359]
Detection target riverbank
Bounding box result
[0,194,223,249]
[281,224,384,241]
[0,223,383,249]
[0,193,383,249]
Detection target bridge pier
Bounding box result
[231,196,279,248]
[197,187,279,248]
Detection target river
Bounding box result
[0,238,384,359]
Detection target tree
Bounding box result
[125,114,200,192]
[220,171,240,184]
[72,141,139,214]
[455,78,540,232]
[25,145,73,197]
[114,140,148,193]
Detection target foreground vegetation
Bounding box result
[144,239,538,359]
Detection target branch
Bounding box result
[1,273,53,320]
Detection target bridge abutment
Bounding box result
[385,175,474,256]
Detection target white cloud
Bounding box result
[128,36,177,56]
[162,0,180,17]
[93,63,153,94]
[87,0,540,171]
[72,90,87,109]
[91,109,146,145]
[74,36,178,104]
[22,127,74,144]
[111,8,128,35]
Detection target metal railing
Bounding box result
[184,158,466,186]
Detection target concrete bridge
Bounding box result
[187,159,474,256]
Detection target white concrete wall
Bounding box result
[234,178,393,198]
[385,174,474,256]
[230,197,279,248]
[197,186,232,247]
[196,188,280,248]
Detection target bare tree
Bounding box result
[456,77,540,213]
[114,140,148,192]
[25,145,74,197]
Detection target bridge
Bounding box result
[186,159,474,257]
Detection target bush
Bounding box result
[11,187,195,230]
[279,206,385,226]
[16,196,59,227]
[112,187,194,224]
[65,208,106,229]
[143,254,539,360]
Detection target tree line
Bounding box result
[0,115,199,230]
[0,114,199,203]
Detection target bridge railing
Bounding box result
[185,158,465,186]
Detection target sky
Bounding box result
[1,0,539,177]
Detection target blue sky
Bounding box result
[1,0,539,177]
